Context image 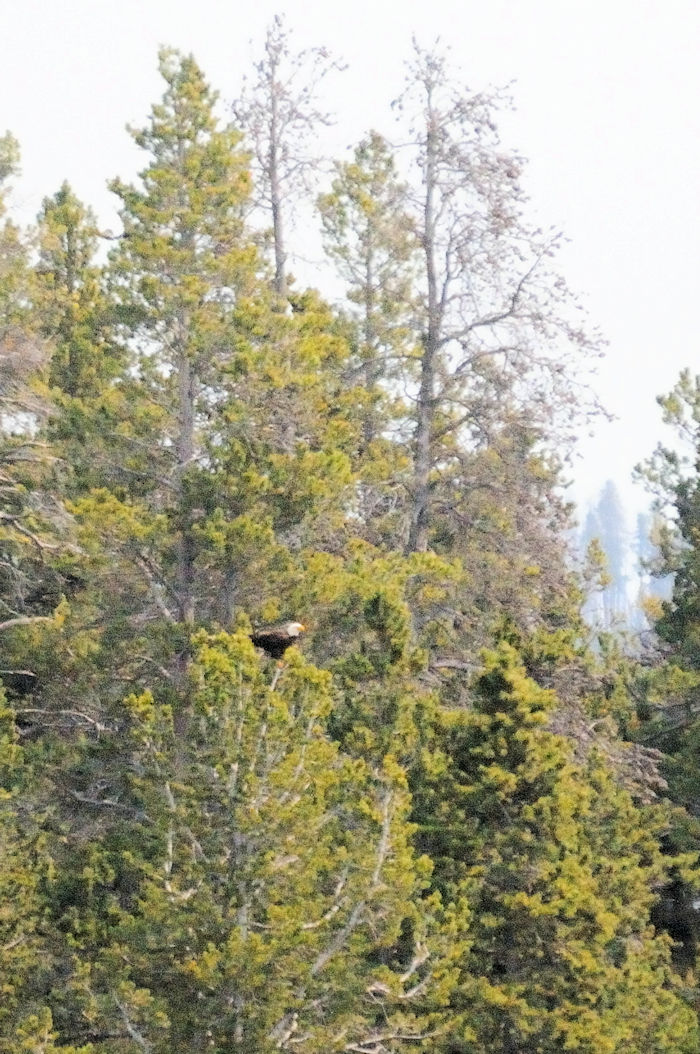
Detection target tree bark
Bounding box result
[407,105,439,554]
[269,85,287,300]
[175,344,196,626]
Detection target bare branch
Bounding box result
[15,708,113,734]
[344,1029,440,1053]
[311,792,393,976]
[69,790,147,820]
[310,899,366,977]
[302,867,349,931]
[113,997,153,1054]
[133,551,177,623]
[430,658,477,673]
[0,614,53,633]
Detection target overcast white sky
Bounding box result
[3,0,699,524]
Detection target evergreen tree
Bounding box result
[641,371,700,667]
[35,182,122,401]
[0,138,79,678]
[579,505,607,627]
[631,372,700,969]
[413,645,699,1053]
[596,480,630,626]
[635,510,672,602]
[579,482,630,631]
[0,40,689,1053]
[318,131,416,452]
[0,132,31,343]
[106,47,256,630]
[43,630,447,1052]
[0,694,61,1053]
[96,48,362,646]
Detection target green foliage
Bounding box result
[0,695,62,1052]
[617,376,700,978]
[42,633,442,1052]
[35,182,123,400]
[0,132,31,340]
[0,142,82,674]
[0,40,693,1054]
[413,645,699,1052]
[319,131,416,450]
[639,370,700,666]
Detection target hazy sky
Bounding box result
[3,0,699,521]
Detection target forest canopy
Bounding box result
[1,26,700,1053]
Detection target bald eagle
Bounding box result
[250,621,306,660]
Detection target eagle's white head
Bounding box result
[285,621,305,637]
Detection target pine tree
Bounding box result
[106,47,256,631]
[632,372,700,970]
[641,371,700,667]
[318,131,416,452]
[35,182,122,401]
[632,371,700,762]
[44,630,446,1052]
[0,40,690,1053]
[413,645,699,1052]
[96,48,361,645]
[0,132,31,344]
[0,693,90,1054]
[0,137,78,677]
[595,480,630,627]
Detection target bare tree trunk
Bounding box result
[361,233,378,449]
[407,335,435,554]
[407,109,439,554]
[220,565,237,627]
[175,344,196,626]
[271,193,286,299]
[269,86,287,300]
[233,16,339,303]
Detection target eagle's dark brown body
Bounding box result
[249,621,305,660]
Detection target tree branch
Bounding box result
[0,615,53,632]
[113,997,153,1054]
[15,708,114,734]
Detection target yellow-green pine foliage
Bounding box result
[0,132,30,338]
[633,371,700,970]
[642,370,700,669]
[35,182,123,401]
[199,288,362,626]
[0,695,66,1052]
[413,645,699,1052]
[47,631,447,1052]
[318,130,417,453]
[81,49,366,639]
[0,137,82,665]
[93,49,257,628]
[0,41,692,1054]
